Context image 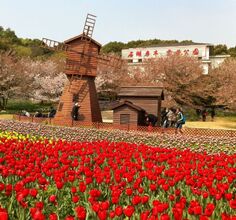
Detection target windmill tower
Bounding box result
[42,14,122,126]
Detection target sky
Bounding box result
[0,0,236,47]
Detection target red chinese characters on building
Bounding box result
[192,48,199,56]
[153,50,158,56]
[136,51,142,57]
[127,47,200,59]
[128,51,133,57]
[183,49,189,55]
[145,50,150,57]
[175,49,181,55]
[167,49,173,56]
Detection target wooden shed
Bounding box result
[118,86,164,126]
[112,101,146,127]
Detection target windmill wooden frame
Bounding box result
[41,14,123,125]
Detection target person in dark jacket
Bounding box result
[175,108,184,134]
[210,108,216,121]
[71,102,80,121]
[48,107,56,118]
[202,108,207,122]
[145,113,158,127]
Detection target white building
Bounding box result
[121,43,230,74]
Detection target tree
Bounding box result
[228,47,236,57]
[97,53,220,109]
[101,42,125,55]
[126,54,205,107]
[21,57,67,102]
[0,52,33,109]
[210,58,236,110]
[31,60,67,102]
[0,52,67,109]
[96,60,129,92]
[212,44,228,55]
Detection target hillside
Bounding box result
[1,26,236,57]
[0,26,55,58]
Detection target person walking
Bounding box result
[202,109,207,122]
[175,108,185,134]
[48,106,56,118]
[210,108,216,121]
[145,113,158,127]
[71,102,80,121]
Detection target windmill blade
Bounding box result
[83,14,96,38]
[98,53,124,68]
[65,59,96,72]
[41,38,70,52]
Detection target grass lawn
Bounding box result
[0,114,13,120]
[185,116,236,130]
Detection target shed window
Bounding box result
[120,114,130,124]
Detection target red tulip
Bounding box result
[169,194,175,201]
[126,188,133,196]
[97,210,107,220]
[115,206,123,216]
[75,206,86,220]
[79,182,86,193]
[49,213,58,220]
[71,187,77,194]
[199,216,209,220]
[0,210,8,220]
[32,210,45,220]
[140,211,149,220]
[225,193,232,201]
[49,195,56,203]
[160,213,170,220]
[123,205,134,217]
[109,211,115,218]
[72,195,79,203]
[132,195,141,205]
[230,199,236,209]
[193,205,202,215]
[92,202,100,213]
[30,188,38,197]
[100,201,109,210]
[150,184,157,191]
[141,195,149,204]
[35,202,44,210]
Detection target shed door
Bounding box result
[120,114,130,124]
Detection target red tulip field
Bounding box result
[0,121,236,219]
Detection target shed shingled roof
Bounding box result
[118,86,164,100]
[111,100,145,111]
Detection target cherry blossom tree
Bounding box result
[210,58,236,110]
[97,54,205,107]
[25,58,67,101]
[0,52,67,109]
[0,52,34,109]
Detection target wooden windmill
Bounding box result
[41,14,123,126]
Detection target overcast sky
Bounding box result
[0,0,236,47]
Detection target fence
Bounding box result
[12,114,236,138]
